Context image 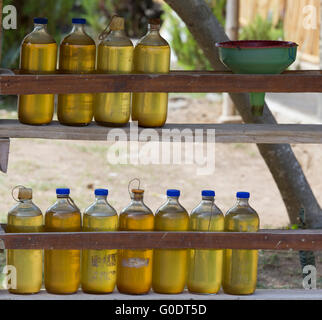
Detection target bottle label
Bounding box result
[122,258,150,268]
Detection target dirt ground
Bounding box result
[1,94,322,289]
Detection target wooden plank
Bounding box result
[0,289,321,300]
[1,229,322,250]
[1,71,322,95]
[1,120,322,144]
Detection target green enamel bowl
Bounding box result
[216,40,298,116]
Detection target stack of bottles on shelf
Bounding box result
[6,186,259,296]
[18,16,170,128]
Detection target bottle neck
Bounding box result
[72,23,85,33]
[148,24,160,34]
[131,193,144,202]
[236,198,250,206]
[201,196,215,204]
[33,23,47,32]
[109,29,126,37]
[167,196,180,204]
[95,195,108,203]
[19,199,32,204]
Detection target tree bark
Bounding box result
[164,0,322,228]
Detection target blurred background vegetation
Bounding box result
[1,0,285,70]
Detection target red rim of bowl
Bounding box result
[216,40,298,49]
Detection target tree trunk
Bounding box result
[164,0,322,228]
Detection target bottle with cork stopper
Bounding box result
[117,183,154,294]
[7,186,43,294]
[95,15,134,127]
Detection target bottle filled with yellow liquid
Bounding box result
[95,16,133,126]
[153,190,189,294]
[81,189,118,294]
[18,17,57,125]
[7,187,43,294]
[132,19,170,127]
[222,192,259,295]
[188,190,224,294]
[58,18,96,126]
[117,189,154,294]
[44,188,81,294]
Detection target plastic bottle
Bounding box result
[187,190,224,294]
[18,17,57,125]
[58,18,96,126]
[132,18,170,127]
[7,187,43,294]
[95,16,134,126]
[153,189,189,294]
[44,188,81,294]
[117,188,154,294]
[81,189,118,294]
[222,192,260,295]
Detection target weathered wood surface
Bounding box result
[1,229,322,250]
[0,71,322,94]
[0,138,9,173]
[1,120,322,144]
[0,289,321,300]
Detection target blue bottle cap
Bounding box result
[167,189,180,197]
[202,190,215,197]
[56,188,70,195]
[72,18,86,24]
[236,192,250,199]
[95,189,108,196]
[34,17,48,25]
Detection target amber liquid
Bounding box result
[18,42,57,125]
[44,211,81,294]
[96,45,133,126]
[81,214,118,293]
[222,207,259,295]
[153,210,189,294]
[188,214,224,294]
[7,215,43,294]
[117,212,154,294]
[132,44,170,127]
[58,42,96,126]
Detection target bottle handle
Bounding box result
[11,185,26,202]
[98,14,118,41]
[128,178,141,197]
[67,196,80,212]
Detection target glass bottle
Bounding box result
[95,16,134,126]
[44,188,81,294]
[188,190,224,294]
[81,189,118,294]
[18,17,57,125]
[222,192,260,295]
[153,189,189,294]
[117,189,154,294]
[58,18,96,126]
[7,187,43,294]
[132,18,170,127]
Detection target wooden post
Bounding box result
[319,0,322,121]
[219,0,242,123]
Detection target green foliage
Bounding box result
[239,15,284,41]
[162,0,226,70]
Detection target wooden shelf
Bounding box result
[1,120,322,144]
[0,70,322,95]
[0,289,320,300]
[0,229,321,251]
